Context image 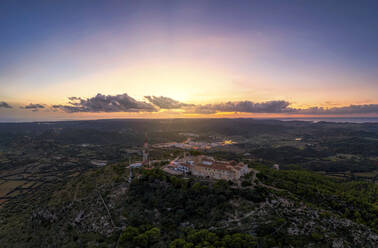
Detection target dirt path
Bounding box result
[248,167,285,191]
[73,183,80,201]
[96,190,116,228]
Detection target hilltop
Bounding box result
[0,162,376,248]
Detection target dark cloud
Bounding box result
[53,93,157,113]
[23,104,45,109]
[292,104,378,115]
[145,96,194,109]
[20,92,378,116]
[0,101,12,108]
[188,101,378,115]
[68,97,81,101]
[191,100,291,114]
[21,103,45,112]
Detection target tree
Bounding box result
[134,233,148,248]
[145,227,161,245]
[120,226,139,243]
[170,239,194,248]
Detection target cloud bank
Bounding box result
[292,105,378,115]
[0,101,12,108]
[192,100,291,114]
[10,92,378,116]
[190,101,378,115]
[191,102,378,115]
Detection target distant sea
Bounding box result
[275,117,378,123]
[0,117,378,124]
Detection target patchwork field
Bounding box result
[0,181,25,197]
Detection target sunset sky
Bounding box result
[1,0,378,121]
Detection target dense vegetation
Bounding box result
[1,119,377,247]
[0,164,377,247]
[121,169,268,242]
[119,226,257,248]
[255,166,378,232]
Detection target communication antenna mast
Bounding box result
[128,157,133,182]
[142,132,149,167]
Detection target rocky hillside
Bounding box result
[0,164,377,247]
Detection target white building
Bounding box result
[129,162,143,168]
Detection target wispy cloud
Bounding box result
[144,96,194,109]
[21,103,45,112]
[0,101,12,108]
